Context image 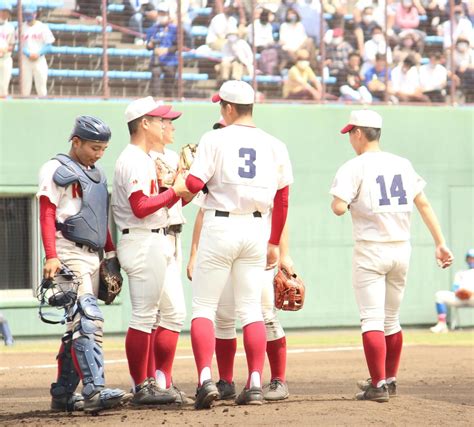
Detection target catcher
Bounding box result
[430,248,474,333]
[37,115,129,414]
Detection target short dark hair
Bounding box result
[348,52,361,60]
[353,126,381,141]
[371,25,383,34]
[403,55,416,68]
[375,53,386,62]
[220,100,253,116]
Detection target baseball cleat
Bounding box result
[84,388,131,413]
[430,322,448,334]
[235,386,264,405]
[169,384,192,405]
[131,379,175,405]
[355,383,389,403]
[216,379,236,400]
[263,379,289,401]
[357,378,397,397]
[194,379,219,410]
[51,393,84,412]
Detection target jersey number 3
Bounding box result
[376,174,407,206]
[238,148,256,179]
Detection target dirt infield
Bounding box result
[1,331,473,426]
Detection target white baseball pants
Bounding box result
[21,55,48,96]
[352,240,411,336]
[0,57,12,97]
[118,229,173,333]
[191,210,267,327]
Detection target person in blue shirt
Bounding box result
[146,5,178,98]
[364,53,393,101]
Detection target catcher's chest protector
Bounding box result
[53,154,108,251]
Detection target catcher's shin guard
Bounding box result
[51,332,82,410]
[72,294,106,398]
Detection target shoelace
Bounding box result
[269,379,281,391]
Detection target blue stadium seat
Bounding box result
[194,7,212,16]
[425,35,444,45]
[107,4,125,13]
[10,0,64,9]
[191,26,208,37]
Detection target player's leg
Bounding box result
[231,224,267,405]
[0,312,14,345]
[50,329,83,412]
[215,277,237,400]
[21,58,33,96]
[32,56,48,97]
[0,56,12,97]
[190,213,235,409]
[118,232,174,405]
[352,242,389,402]
[261,269,289,401]
[383,241,411,397]
[430,290,456,333]
[154,248,187,402]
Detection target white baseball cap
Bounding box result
[340,110,383,134]
[212,80,255,105]
[125,96,181,123]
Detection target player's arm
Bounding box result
[414,191,453,269]
[128,173,189,219]
[187,208,204,281]
[39,196,61,279]
[267,186,289,269]
[278,220,294,275]
[331,196,349,216]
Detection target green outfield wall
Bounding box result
[0,100,473,337]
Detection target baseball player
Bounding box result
[0,1,14,97]
[111,97,190,405]
[186,117,292,402]
[430,248,474,333]
[21,4,55,96]
[0,311,13,345]
[146,106,189,403]
[330,109,453,402]
[37,115,130,413]
[182,80,293,409]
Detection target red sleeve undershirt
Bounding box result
[39,196,58,260]
[185,174,206,194]
[269,186,289,246]
[128,188,179,219]
[40,196,116,256]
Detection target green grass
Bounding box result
[1,328,472,355]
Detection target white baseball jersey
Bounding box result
[454,269,474,293]
[330,151,426,242]
[37,159,82,232]
[189,125,293,214]
[21,21,54,55]
[112,144,168,231]
[149,148,185,226]
[0,22,15,58]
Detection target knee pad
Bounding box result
[72,295,106,398]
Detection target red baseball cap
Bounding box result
[125,97,182,122]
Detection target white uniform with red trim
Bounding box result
[36,159,101,330]
[189,124,293,326]
[0,20,15,96]
[21,20,54,96]
[112,144,175,333]
[148,148,186,333]
[330,151,426,334]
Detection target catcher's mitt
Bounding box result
[179,144,198,171]
[455,288,472,301]
[155,157,176,188]
[98,256,123,305]
[273,268,305,311]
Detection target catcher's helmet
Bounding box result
[37,263,81,324]
[70,115,111,143]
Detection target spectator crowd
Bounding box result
[0,0,473,102]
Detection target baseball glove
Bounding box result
[98,256,123,305]
[455,288,472,301]
[155,157,176,188]
[179,144,198,171]
[273,268,305,311]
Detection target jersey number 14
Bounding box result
[376,174,408,206]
